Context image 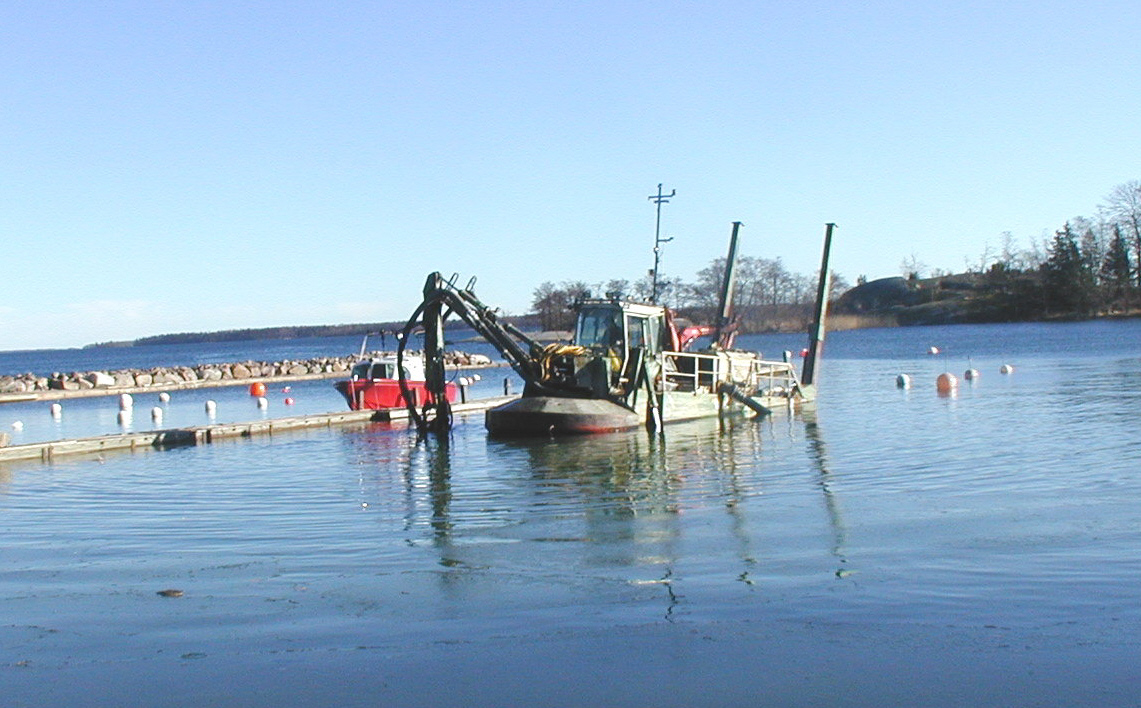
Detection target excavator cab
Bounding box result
[536,299,669,401]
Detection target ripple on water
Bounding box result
[4,342,1141,688]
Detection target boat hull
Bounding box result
[485,396,642,436]
[485,386,797,437]
[335,379,457,411]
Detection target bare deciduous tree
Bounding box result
[1102,180,1141,286]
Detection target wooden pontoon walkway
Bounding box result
[0,396,515,464]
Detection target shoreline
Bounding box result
[0,353,503,406]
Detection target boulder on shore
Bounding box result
[86,371,116,388]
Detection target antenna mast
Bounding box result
[647,183,676,303]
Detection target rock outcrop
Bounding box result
[0,350,494,397]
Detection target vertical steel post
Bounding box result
[801,223,836,387]
[713,222,742,350]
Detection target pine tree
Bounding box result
[1100,225,1133,307]
[1042,223,1096,314]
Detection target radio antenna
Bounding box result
[647,183,676,303]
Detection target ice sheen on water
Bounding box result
[3,320,1141,707]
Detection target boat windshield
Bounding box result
[575,306,623,350]
[352,361,397,380]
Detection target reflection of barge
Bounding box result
[398,222,835,437]
[335,355,457,411]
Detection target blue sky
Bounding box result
[2,1,1139,350]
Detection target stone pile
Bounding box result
[0,350,493,395]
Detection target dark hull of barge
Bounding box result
[485,396,642,436]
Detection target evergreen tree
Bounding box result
[1042,223,1096,314]
[1100,225,1133,307]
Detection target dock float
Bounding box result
[0,396,516,464]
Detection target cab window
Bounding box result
[576,306,623,349]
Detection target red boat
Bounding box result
[335,355,457,411]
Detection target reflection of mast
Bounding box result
[801,408,850,576]
[710,417,761,587]
[521,431,683,620]
[647,433,681,621]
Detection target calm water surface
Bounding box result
[3,321,1141,707]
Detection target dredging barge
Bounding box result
[397,222,836,436]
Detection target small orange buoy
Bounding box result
[936,372,958,393]
[249,382,267,397]
[284,397,295,405]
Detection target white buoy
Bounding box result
[117,410,131,426]
[205,400,217,416]
[472,374,481,382]
[928,346,940,355]
[158,391,171,403]
[257,396,269,409]
[895,374,912,389]
[151,406,163,421]
[50,403,63,418]
[119,393,134,410]
[11,420,23,431]
[1000,364,1014,375]
[964,368,980,381]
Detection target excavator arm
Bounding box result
[397,272,548,435]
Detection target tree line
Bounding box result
[530,259,849,332]
[968,180,1141,320]
[532,179,1141,331]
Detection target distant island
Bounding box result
[85,315,544,349]
[835,222,1140,327]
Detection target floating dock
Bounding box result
[0,396,515,464]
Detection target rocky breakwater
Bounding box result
[0,350,494,401]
